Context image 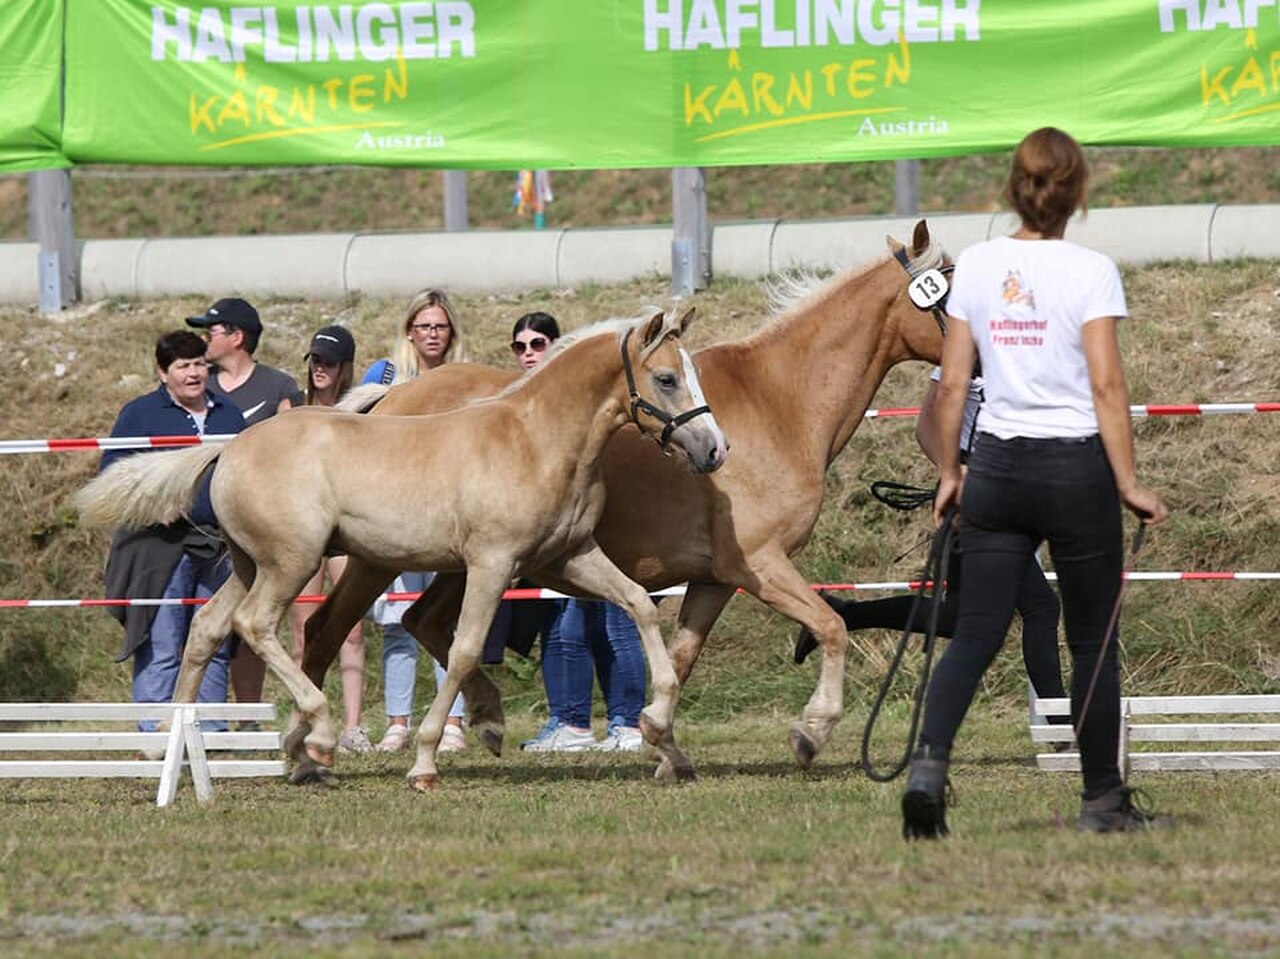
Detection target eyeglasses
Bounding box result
[202,326,236,339]
[410,323,451,336]
[511,336,550,355]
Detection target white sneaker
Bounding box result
[376,723,412,752]
[438,723,467,753]
[337,725,373,755]
[520,719,597,752]
[592,723,644,752]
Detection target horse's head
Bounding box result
[884,219,950,364]
[624,306,729,474]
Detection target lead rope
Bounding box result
[1072,521,1147,743]
[859,508,956,783]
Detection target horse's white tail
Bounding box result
[75,444,224,529]
[335,383,390,413]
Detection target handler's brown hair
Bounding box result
[1003,127,1088,238]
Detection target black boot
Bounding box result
[792,592,848,664]
[1077,786,1173,833]
[901,751,950,840]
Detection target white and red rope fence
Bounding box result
[3,401,1279,455]
[3,572,1280,610]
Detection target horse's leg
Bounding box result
[172,574,245,705]
[401,573,507,757]
[745,548,850,768]
[300,559,393,690]
[642,583,736,780]
[132,572,247,760]
[232,571,338,783]
[544,539,689,781]
[668,584,735,685]
[292,559,395,776]
[406,562,512,792]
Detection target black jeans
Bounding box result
[917,432,1125,797]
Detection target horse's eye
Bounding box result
[655,372,678,391]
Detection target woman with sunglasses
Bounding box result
[290,325,371,754]
[359,289,469,754]
[510,310,557,370]
[506,313,648,754]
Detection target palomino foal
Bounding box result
[76,308,727,790]
[303,220,948,780]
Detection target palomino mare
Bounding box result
[76,309,728,790]
[302,220,948,781]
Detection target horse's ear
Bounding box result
[640,310,667,349]
[672,304,696,336]
[911,219,931,257]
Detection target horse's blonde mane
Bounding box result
[743,236,945,345]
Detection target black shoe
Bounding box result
[901,755,950,840]
[792,592,845,665]
[1077,786,1173,833]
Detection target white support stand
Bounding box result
[156,706,215,807]
[0,702,283,806]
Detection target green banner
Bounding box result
[60,1,1280,168]
[0,0,68,173]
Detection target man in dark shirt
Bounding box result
[185,297,303,707]
[100,330,245,730]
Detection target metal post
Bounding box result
[671,167,710,297]
[894,159,920,217]
[28,169,78,312]
[442,169,468,232]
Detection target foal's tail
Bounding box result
[335,383,390,413]
[75,444,224,529]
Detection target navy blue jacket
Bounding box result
[100,385,245,525]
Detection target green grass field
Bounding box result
[3,710,1280,957]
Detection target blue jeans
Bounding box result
[543,600,646,729]
[382,623,463,720]
[381,571,463,720]
[918,433,1125,797]
[132,552,233,732]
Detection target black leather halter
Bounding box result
[620,328,712,449]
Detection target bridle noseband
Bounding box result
[893,245,954,337]
[620,328,713,449]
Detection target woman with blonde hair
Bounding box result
[364,287,467,386]
[291,325,370,753]
[361,289,468,753]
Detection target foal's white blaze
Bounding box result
[678,346,729,464]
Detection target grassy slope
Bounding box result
[2,147,1279,239]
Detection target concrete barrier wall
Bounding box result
[1,204,1275,306]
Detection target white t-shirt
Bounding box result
[946,235,1127,440]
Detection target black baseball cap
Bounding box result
[305,325,356,364]
[186,297,262,335]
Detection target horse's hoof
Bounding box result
[476,724,504,757]
[789,724,818,770]
[282,725,311,761]
[637,711,664,746]
[288,763,336,787]
[304,742,336,768]
[653,755,698,783]
[408,773,439,792]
